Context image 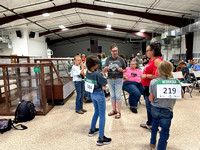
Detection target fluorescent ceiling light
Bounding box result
[107,24,111,28]
[106,24,112,30]
[108,12,114,15]
[42,13,50,17]
[140,29,146,33]
[62,28,68,31]
[59,25,66,29]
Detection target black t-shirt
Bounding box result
[105,56,126,79]
[129,56,134,61]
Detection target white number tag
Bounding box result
[84,78,95,93]
[157,79,182,99]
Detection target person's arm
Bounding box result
[118,68,127,73]
[118,58,127,73]
[141,58,162,79]
[103,58,109,73]
[193,65,196,71]
[97,72,107,86]
[149,80,154,102]
[80,62,85,76]
[149,93,154,102]
[123,75,129,81]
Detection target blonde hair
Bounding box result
[74,55,81,60]
[157,61,173,79]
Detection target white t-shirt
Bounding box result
[71,65,83,81]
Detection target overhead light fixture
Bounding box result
[106,24,112,30]
[42,13,50,17]
[108,12,114,15]
[140,29,146,33]
[62,28,68,31]
[59,25,66,29]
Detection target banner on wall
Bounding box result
[98,46,102,53]
[90,40,98,53]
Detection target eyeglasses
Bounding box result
[146,50,151,52]
[111,50,118,53]
[130,64,136,65]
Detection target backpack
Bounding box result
[14,100,36,123]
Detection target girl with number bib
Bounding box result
[149,61,184,150]
[85,55,112,146]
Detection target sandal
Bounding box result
[108,110,117,116]
[140,124,152,129]
[115,112,121,119]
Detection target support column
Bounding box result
[185,33,194,60]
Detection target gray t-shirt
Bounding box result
[105,56,126,79]
[134,56,140,64]
[149,77,182,112]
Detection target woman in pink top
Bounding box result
[140,43,163,129]
[122,60,144,113]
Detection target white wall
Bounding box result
[0,29,48,58]
[193,30,200,53]
[10,29,28,56]
[27,33,47,58]
[161,35,186,61]
[50,39,143,58]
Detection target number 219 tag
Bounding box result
[157,79,182,99]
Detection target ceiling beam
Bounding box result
[39,23,154,38]
[49,33,142,45]
[0,2,193,27]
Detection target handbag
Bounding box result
[0,119,12,134]
[0,119,27,134]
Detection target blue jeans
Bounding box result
[151,106,173,150]
[144,86,152,126]
[84,92,92,102]
[108,78,123,101]
[122,81,144,107]
[74,81,84,111]
[90,90,106,138]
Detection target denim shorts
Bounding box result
[108,78,123,101]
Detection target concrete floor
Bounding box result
[0,89,200,150]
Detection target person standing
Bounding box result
[82,54,86,63]
[149,61,184,150]
[101,52,107,70]
[86,55,112,146]
[71,55,87,114]
[129,54,135,66]
[97,54,102,72]
[140,43,163,129]
[104,43,126,119]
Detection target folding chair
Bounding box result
[192,71,200,92]
[172,72,192,97]
[122,90,129,106]
[122,90,141,106]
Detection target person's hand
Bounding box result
[104,67,109,72]
[102,86,106,90]
[140,74,146,79]
[81,62,84,67]
[124,75,129,81]
[118,68,123,72]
